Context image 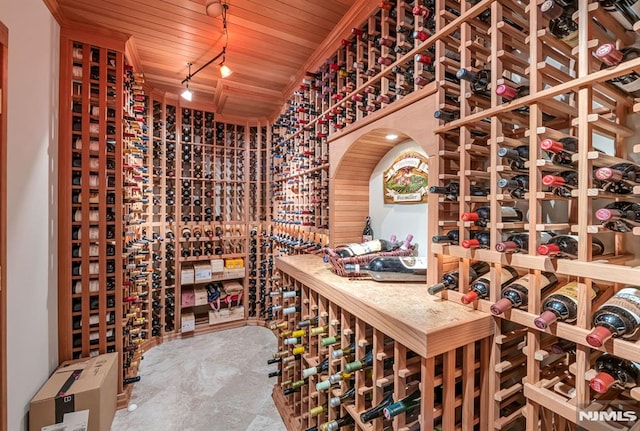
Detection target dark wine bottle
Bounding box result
[595,201,640,232]
[362,216,374,242]
[432,229,466,245]
[589,354,640,393]
[598,0,640,30]
[461,266,520,304]
[541,0,579,47]
[428,261,491,295]
[495,231,555,253]
[456,67,491,97]
[429,182,490,200]
[319,415,355,431]
[329,386,356,408]
[360,391,394,423]
[383,389,421,420]
[497,145,529,170]
[461,231,490,249]
[461,206,524,228]
[595,43,640,98]
[534,281,600,329]
[497,174,529,199]
[490,272,559,315]
[537,235,604,258]
[540,137,578,166]
[496,83,529,101]
[586,286,640,347]
[594,163,640,194]
[345,256,426,282]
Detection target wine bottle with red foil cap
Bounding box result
[542,170,579,198]
[461,231,490,249]
[534,281,600,329]
[497,174,529,199]
[541,0,579,47]
[496,231,555,253]
[589,354,640,394]
[598,0,640,30]
[428,261,490,295]
[496,83,529,101]
[497,145,529,170]
[490,272,559,315]
[595,201,640,232]
[537,235,604,259]
[594,163,640,194]
[461,265,519,304]
[461,206,524,228]
[540,136,579,166]
[586,286,640,347]
[595,43,640,97]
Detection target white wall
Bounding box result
[0,1,59,429]
[369,140,429,258]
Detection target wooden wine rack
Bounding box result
[272,255,494,431]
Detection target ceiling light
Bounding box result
[206,0,223,17]
[219,61,233,78]
[385,133,399,140]
[181,87,193,102]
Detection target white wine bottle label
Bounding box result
[605,288,640,325]
[549,281,597,305]
[347,240,383,256]
[615,76,640,94]
[500,207,520,218]
[399,256,427,269]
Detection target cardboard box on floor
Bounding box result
[29,352,118,431]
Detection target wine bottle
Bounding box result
[541,0,579,47]
[432,229,461,245]
[319,415,355,431]
[332,343,355,359]
[344,256,427,282]
[595,201,640,232]
[589,354,640,393]
[428,261,491,295]
[333,236,410,258]
[490,272,559,315]
[542,170,579,198]
[362,216,374,242]
[594,163,640,194]
[383,388,421,420]
[597,0,640,30]
[497,174,529,199]
[595,43,640,97]
[496,231,555,253]
[461,206,524,228]
[534,281,600,329]
[586,286,640,347]
[461,266,520,304]
[456,67,491,97]
[461,231,490,249]
[496,83,529,101]
[497,145,529,170]
[329,386,356,408]
[360,391,395,423]
[428,182,490,200]
[540,137,578,166]
[302,357,329,378]
[537,235,604,258]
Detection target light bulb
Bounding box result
[206,0,223,17]
[181,88,193,101]
[219,64,233,78]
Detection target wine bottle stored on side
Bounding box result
[495,231,555,253]
[534,281,600,329]
[345,256,427,282]
[595,201,640,232]
[598,0,640,30]
[594,163,640,194]
[461,206,524,228]
[432,229,461,245]
[541,0,579,47]
[461,231,490,249]
[461,266,520,304]
[429,182,490,200]
[586,286,640,347]
[497,174,529,199]
[428,261,490,295]
[456,67,491,97]
[589,354,640,393]
[319,415,355,431]
[332,236,410,258]
[497,145,529,170]
[490,272,559,315]
[360,391,395,423]
[383,389,421,420]
[595,43,640,98]
[537,235,604,258]
[329,386,356,408]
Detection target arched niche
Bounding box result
[328,93,440,249]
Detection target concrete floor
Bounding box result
[111,325,287,431]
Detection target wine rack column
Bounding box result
[59,34,124,385]
[271,255,494,431]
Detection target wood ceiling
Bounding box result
[45,0,380,120]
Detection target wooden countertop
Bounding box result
[276,254,494,358]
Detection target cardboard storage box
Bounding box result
[194,286,208,306]
[181,287,195,307]
[181,312,195,332]
[29,353,117,431]
[181,265,194,284]
[224,258,244,270]
[210,258,224,273]
[194,262,212,282]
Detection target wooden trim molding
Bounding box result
[0,19,8,431]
